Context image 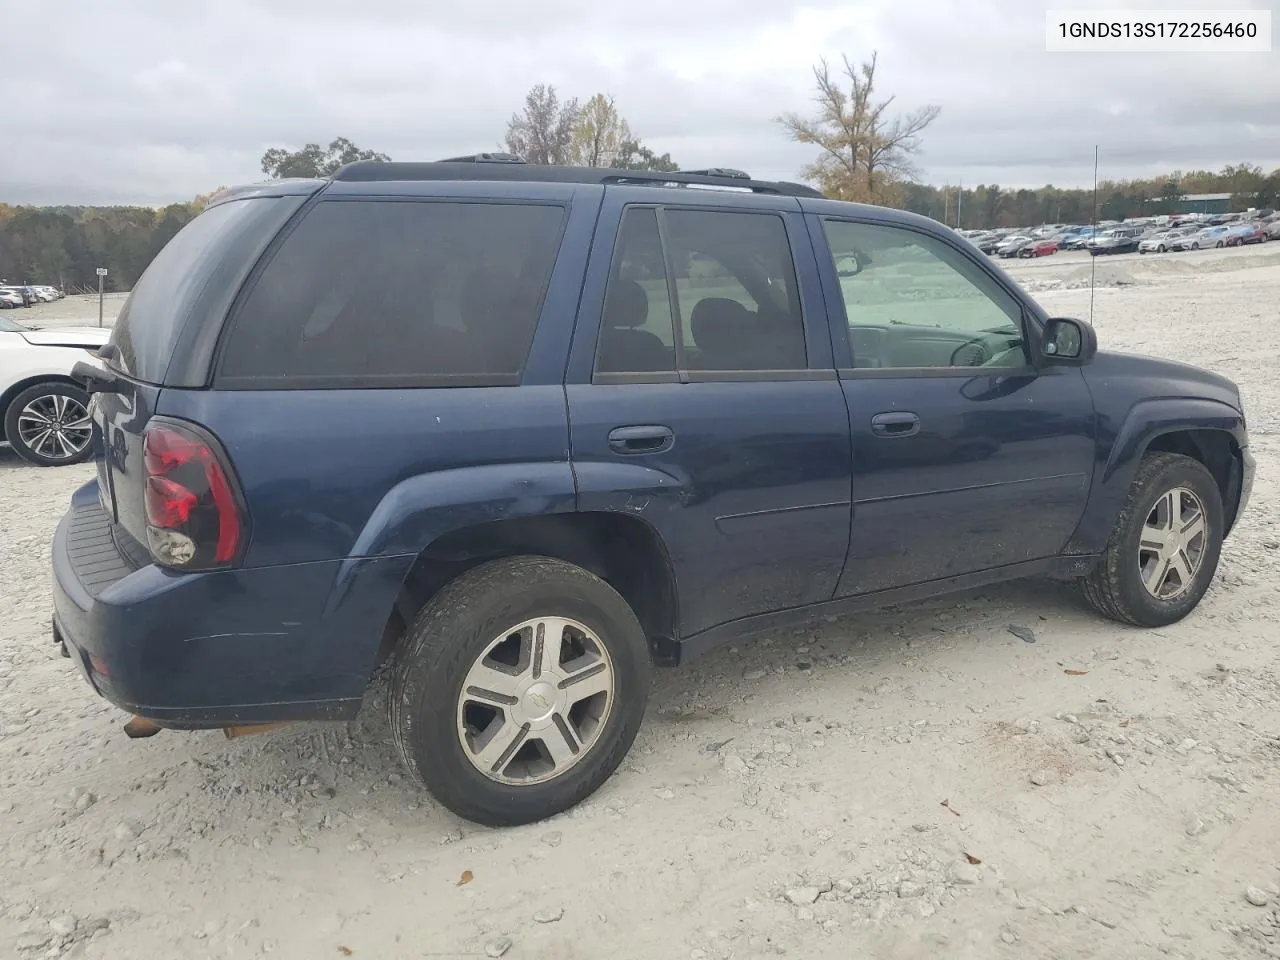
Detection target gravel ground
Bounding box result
[2,245,1279,960]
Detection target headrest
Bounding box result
[690,297,749,346]
[605,279,649,329]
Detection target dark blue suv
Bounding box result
[54,157,1254,826]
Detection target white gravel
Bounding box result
[2,245,1279,959]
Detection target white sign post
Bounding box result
[96,267,108,327]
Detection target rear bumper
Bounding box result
[1232,444,1255,534]
[52,480,411,729]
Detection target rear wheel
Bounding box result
[1081,453,1223,627]
[4,382,95,467]
[390,556,652,826]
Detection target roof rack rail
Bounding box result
[677,167,751,180]
[436,152,526,164]
[330,159,825,199]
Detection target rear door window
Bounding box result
[665,209,807,372]
[593,206,808,376]
[217,199,567,388]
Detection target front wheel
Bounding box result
[4,381,95,467]
[1080,452,1224,627]
[390,556,652,826]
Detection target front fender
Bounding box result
[1066,397,1246,555]
[1103,397,1243,484]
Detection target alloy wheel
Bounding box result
[456,617,615,785]
[16,393,92,462]
[1138,486,1208,601]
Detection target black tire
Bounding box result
[3,381,95,467]
[1081,452,1224,627]
[390,555,652,827]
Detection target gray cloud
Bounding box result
[2,0,1277,204]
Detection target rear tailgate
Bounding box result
[92,377,162,555]
[92,186,318,550]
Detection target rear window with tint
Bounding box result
[217,199,566,387]
[111,196,301,384]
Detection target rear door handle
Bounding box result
[870,411,920,438]
[608,425,674,455]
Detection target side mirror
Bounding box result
[1040,317,1097,365]
[834,251,870,277]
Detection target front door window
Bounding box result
[821,220,1028,370]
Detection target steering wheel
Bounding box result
[980,346,1025,367]
[948,337,990,366]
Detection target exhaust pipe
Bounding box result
[223,722,290,740]
[123,715,162,739]
[123,716,290,740]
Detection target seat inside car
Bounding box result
[597,278,671,373]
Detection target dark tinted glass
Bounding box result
[665,210,807,371]
[595,208,677,374]
[111,197,296,383]
[219,200,565,386]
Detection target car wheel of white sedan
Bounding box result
[4,382,95,466]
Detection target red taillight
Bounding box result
[145,476,198,526]
[142,421,245,568]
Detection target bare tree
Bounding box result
[504,85,679,170]
[570,94,633,167]
[505,84,580,165]
[777,52,940,203]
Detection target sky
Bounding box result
[2,0,1277,205]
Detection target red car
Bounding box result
[1224,222,1267,246]
[1018,238,1059,258]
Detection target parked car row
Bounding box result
[959,209,1280,259]
[0,284,65,308]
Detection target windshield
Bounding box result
[0,316,30,333]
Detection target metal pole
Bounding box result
[98,272,104,327]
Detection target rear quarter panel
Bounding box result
[158,384,576,567]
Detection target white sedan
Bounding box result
[1,316,108,466]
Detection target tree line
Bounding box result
[0,191,220,292]
[3,63,1276,290]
